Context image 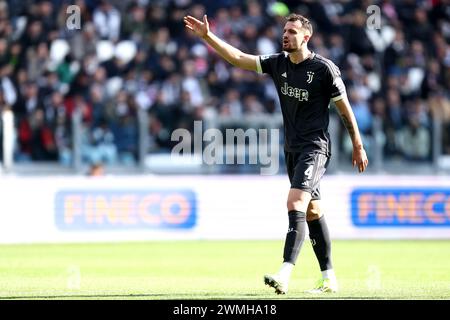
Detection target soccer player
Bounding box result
[184,13,368,294]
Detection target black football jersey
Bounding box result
[257,52,347,155]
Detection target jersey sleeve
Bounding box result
[256,53,281,76]
[325,62,347,102]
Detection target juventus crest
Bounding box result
[307,71,314,83]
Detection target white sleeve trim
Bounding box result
[332,94,346,102]
[256,56,262,74]
[332,77,347,102]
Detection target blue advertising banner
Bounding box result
[351,188,450,227]
[55,189,197,230]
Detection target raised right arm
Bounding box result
[184,14,259,72]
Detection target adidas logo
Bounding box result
[281,72,287,78]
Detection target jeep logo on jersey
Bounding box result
[307,71,314,83]
[280,82,309,101]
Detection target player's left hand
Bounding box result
[352,146,368,173]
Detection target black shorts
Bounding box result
[284,150,330,200]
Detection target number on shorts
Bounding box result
[304,165,313,180]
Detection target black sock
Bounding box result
[283,210,306,264]
[307,215,332,271]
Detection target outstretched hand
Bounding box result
[184,14,210,38]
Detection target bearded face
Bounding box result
[282,21,310,53]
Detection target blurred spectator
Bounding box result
[309,33,328,58]
[243,94,265,114]
[211,8,232,39]
[1,0,448,169]
[421,58,446,99]
[384,29,407,74]
[181,60,205,107]
[348,88,372,135]
[409,8,433,44]
[398,116,431,161]
[113,114,138,165]
[345,10,374,56]
[257,25,279,55]
[69,22,98,61]
[26,41,49,81]
[328,34,345,67]
[245,1,266,30]
[229,5,247,35]
[121,3,149,43]
[93,1,121,42]
[429,91,450,155]
[0,88,12,161]
[0,73,17,109]
[219,88,243,117]
[342,87,373,159]
[384,89,403,156]
[83,120,117,165]
[28,108,58,161]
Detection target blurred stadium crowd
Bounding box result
[0,0,449,166]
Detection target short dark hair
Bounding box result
[286,13,313,36]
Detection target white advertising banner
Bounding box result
[0,174,449,243]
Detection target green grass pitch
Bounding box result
[0,240,448,300]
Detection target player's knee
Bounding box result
[306,202,322,221]
[287,189,312,212]
[287,199,309,212]
[306,208,322,221]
